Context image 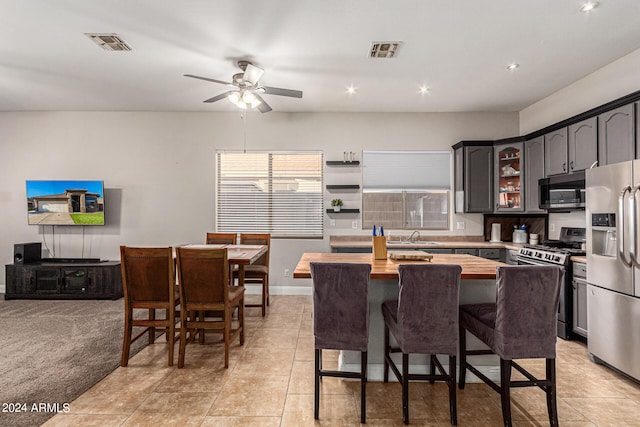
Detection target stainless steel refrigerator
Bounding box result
[586,160,640,382]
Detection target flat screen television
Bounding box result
[26,180,105,226]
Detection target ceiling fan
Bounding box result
[184,60,303,113]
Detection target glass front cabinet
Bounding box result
[494,142,524,212]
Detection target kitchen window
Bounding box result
[216,151,324,238]
[362,150,450,230]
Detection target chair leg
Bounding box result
[239,298,245,345]
[500,358,513,427]
[449,355,457,426]
[429,354,436,384]
[314,348,321,420]
[458,325,467,389]
[402,353,409,425]
[168,308,175,367]
[261,279,267,317]
[149,309,156,344]
[546,359,559,427]
[361,351,367,423]
[224,309,231,368]
[266,275,270,307]
[178,319,187,369]
[383,323,390,382]
[121,309,133,367]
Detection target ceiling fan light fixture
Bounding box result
[228,92,241,105]
[242,91,256,104]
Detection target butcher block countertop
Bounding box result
[293,253,504,280]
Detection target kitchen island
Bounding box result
[294,252,504,381]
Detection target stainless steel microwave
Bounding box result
[539,171,586,211]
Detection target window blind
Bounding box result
[216,151,324,238]
[363,150,451,190]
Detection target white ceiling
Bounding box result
[2,0,640,113]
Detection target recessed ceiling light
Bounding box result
[506,63,520,71]
[580,2,599,12]
[419,86,430,94]
[346,85,357,95]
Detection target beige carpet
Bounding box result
[0,297,147,427]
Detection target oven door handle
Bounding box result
[619,186,633,267]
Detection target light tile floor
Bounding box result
[44,295,640,426]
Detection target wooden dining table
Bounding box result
[179,244,267,286]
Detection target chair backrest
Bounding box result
[205,232,237,245]
[175,247,229,307]
[120,246,175,305]
[239,233,270,267]
[494,265,563,360]
[310,262,371,352]
[396,264,462,355]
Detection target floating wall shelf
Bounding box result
[326,161,360,166]
[326,208,360,214]
[326,184,360,190]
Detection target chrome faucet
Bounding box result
[407,230,421,243]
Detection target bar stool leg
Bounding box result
[458,326,467,389]
[402,353,409,425]
[500,358,512,427]
[361,351,367,423]
[546,359,559,427]
[449,355,457,425]
[314,349,321,420]
[383,324,390,382]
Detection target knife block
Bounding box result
[372,236,387,260]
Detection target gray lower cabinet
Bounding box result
[454,247,503,261]
[544,128,568,176]
[453,141,493,213]
[598,104,635,166]
[572,261,588,338]
[525,136,545,212]
[568,117,598,172]
[5,262,122,300]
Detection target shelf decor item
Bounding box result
[331,199,343,212]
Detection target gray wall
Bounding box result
[0,111,518,293]
[520,46,640,238]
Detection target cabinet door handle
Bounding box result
[563,162,566,172]
[570,161,574,170]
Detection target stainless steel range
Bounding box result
[517,227,586,340]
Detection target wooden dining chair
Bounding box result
[238,233,270,316]
[119,246,179,367]
[175,247,245,368]
[205,232,237,244]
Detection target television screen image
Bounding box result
[26,180,105,226]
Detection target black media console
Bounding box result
[5,261,122,300]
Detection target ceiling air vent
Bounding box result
[369,42,401,58]
[85,33,133,51]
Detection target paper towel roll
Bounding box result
[491,223,501,242]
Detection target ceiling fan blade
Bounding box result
[261,86,303,98]
[254,94,272,113]
[184,74,232,86]
[203,91,236,103]
[243,63,264,86]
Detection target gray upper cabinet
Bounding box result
[453,142,493,213]
[544,128,568,176]
[525,136,545,212]
[568,117,598,172]
[495,142,524,212]
[598,104,635,166]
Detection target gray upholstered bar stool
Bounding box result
[382,263,462,425]
[458,265,563,427]
[310,262,371,424]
